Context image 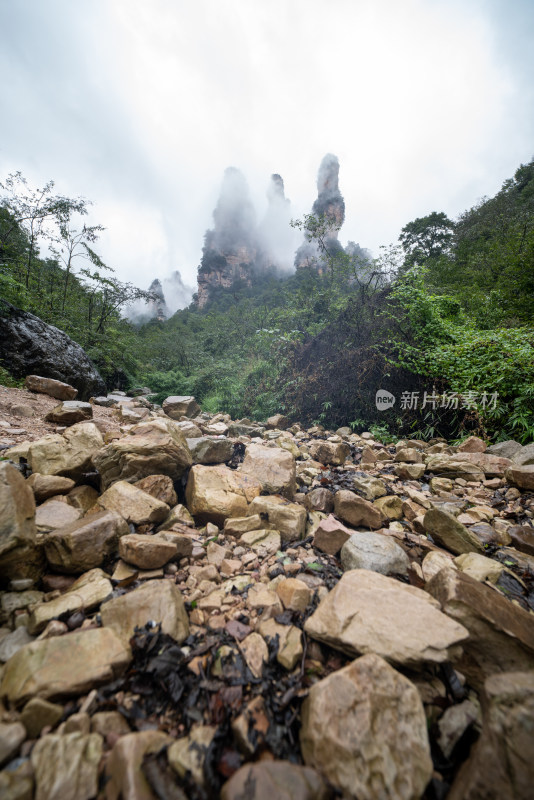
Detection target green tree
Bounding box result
[399,211,454,269]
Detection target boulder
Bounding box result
[457,436,486,452]
[453,452,512,477]
[423,508,485,555]
[93,418,192,490]
[20,697,64,738]
[511,442,534,466]
[265,414,290,430]
[240,443,296,498]
[187,436,235,464]
[505,465,534,491]
[373,494,404,519]
[98,480,170,526]
[508,525,534,556]
[0,300,105,399]
[45,401,93,425]
[425,455,485,481]
[31,732,103,800]
[454,552,504,583]
[0,627,130,707]
[0,462,36,557]
[186,464,261,525]
[221,761,330,800]
[426,567,534,688]
[308,440,350,466]
[162,395,201,418]
[300,653,433,800]
[100,579,189,645]
[247,495,307,542]
[0,721,26,767]
[25,374,78,400]
[25,422,104,479]
[334,489,386,530]
[340,532,410,575]
[351,475,387,500]
[394,462,426,479]
[276,578,312,613]
[44,510,128,573]
[448,671,534,800]
[486,440,522,459]
[304,569,468,668]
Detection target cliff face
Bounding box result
[295,154,346,270]
[195,154,362,305]
[197,168,258,308]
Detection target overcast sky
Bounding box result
[1,0,533,300]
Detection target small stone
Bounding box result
[247,496,307,542]
[259,619,303,670]
[276,578,312,612]
[334,489,386,530]
[239,632,269,678]
[373,494,404,519]
[394,463,426,480]
[28,568,112,635]
[224,514,263,536]
[0,627,33,663]
[44,510,128,574]
[221,761,330,800]
[26,474,75,503]
[31,732,103,800]
[162,395,200,418]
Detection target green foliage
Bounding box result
[0,365,23,388]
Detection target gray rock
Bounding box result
[423,508,485,555]
[0,627,33,663]
[486,440,523,459]
[340,532,410,575]
[512,442,534,466]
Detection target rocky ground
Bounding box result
[0,379,533,800]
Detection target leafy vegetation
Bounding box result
[1,160,533,443]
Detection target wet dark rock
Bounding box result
[0,300,105,400]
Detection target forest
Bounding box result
[1,160,533,444]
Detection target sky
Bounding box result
[1,0,533,306]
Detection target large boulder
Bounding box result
[240,443,296,498]
[304,569,468,668]
[426,567,534,688]
[25,375,78,400]
[187,436,236,465]
[0,299,105,399]
[186,464,261,525]
[93,418,192,490]
[98,480,170,526]
[300,654,433,800]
